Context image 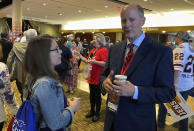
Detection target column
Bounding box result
[12,0,22,42]
[116,32,122,42]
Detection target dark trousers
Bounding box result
[158,90,190,131]
[16,80,23,101]
[89,84,102,115]
[0,122,4,131]
[78,59,81,68]
[83,49,88,58]
[104,108,115,131]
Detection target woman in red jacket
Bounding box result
[74,33,108,122]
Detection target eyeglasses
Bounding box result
[50,47,60,53]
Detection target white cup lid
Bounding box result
[115,75,127,80]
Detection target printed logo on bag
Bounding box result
[12,118,26,131]
[166,96,187,117]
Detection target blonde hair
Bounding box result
[94,33,105,46]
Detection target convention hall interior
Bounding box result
[0,0,193,131]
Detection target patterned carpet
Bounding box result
[2,81,107,131]
[2,63,194,131]
[65,89,106,131]
[2,81,179,131]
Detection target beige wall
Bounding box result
[0,18,9,34]
[30,21,60,37]
[116,32,122,41]
[0,18,60,37]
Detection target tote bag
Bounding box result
[11,100,36,131]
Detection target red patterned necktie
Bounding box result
[122,44,134,72]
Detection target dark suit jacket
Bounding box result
[100,35,176,131]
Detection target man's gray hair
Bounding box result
[121,4,144,18]
[26,29,37,41]
[136,5,144,18]
[94,33,105,45]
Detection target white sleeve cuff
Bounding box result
[132,86,138,100]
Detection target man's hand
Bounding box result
[102,70,114,93]
[113,80,135,97]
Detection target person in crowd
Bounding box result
[64,40,79,94]
[66,35,73,49]
[100,4,176,131]
[24,36,81,131]
[165,41,176,50]
[188,37,194,130]
[0,33,13,63]
[105,36,110,50]
[56,36,66,49]
[82,38,89,57]
[20,31,27,43]
[75,37,83,69]
[7,29,37,101]
[55,37,73,83]
[0,41,18,131]
[109,42,114,47]
[88,40,95,52]
[75,37,82,48]
[158,31,194,131]
[74,33,108,122]
[115,40,120,44]
[14,33,23,42]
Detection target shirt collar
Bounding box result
[127,32,145,47]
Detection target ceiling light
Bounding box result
[92,32,94,34]
[82,32,85,34]
[187,30,191,33]
[105,5,108,8]
[43,3,46,6]
[27,8,30,11]
[103,32,106,34]
[162,31,166,33]
[58,13,63,16]
[170,8,174,11]
[143,0,148,2]
[78,10,82,13]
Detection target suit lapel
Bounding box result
[115,40,127,75]
[125,36,152,77]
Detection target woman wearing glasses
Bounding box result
[24,36,80,131]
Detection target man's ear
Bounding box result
[141,17,146,26]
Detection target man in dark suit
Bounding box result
[100,4,176,131]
